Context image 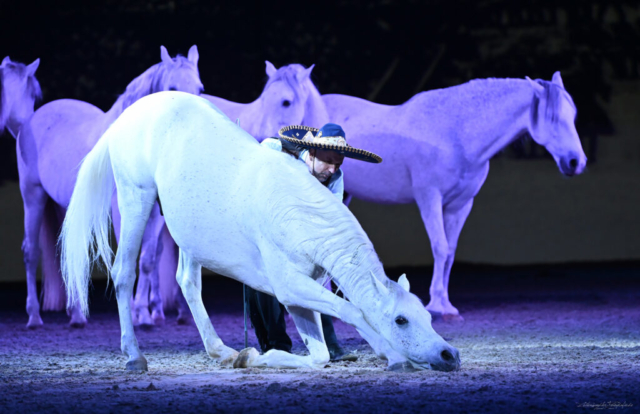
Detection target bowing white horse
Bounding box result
[0,56,41,138]
[323,73,587,321]
[18,45,203,328]
[151,62,330,314]
[59,91,460,372]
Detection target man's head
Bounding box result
[306,148,344,183]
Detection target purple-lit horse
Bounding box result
[0,56,41,138]
[18,45,203,328]
[149,62,330,309]
[323,73,587,321]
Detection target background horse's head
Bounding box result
[119,45,203,110]
[253,62,316,140]
[0,56,41,137]
[366,273,460,371]
[526,72,587,176]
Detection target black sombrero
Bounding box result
[278,123,382,163]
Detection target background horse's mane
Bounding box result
[0,61,43,131]
[264,64,311,97]
[116,55,195,110]
[266,153,385,297]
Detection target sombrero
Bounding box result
[278,123,382,163]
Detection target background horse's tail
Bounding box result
[41,199,65,311]
[59,134,114,317]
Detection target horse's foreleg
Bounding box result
[440,200,474,321]
[262,275,407,368]
[111,186,157,371]
[20,181,47,329]
[235,306,330,369]
[176,249,238,365]
[416,192,453,319]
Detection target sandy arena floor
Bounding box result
[0,266,639,413]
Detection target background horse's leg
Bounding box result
[415,191,456,320]
[111,186,157,371]
[19,181,47,329]
[133,205,164,328]
[144,204,166,325]
[439,200,475,322]
[236,306,329,369]
[176,249,238,365]
[158,228,191,324]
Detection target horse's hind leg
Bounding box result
[111,185,157,371]
[19,181,47,329]
[235,306,329,370]
[176,249,238,365]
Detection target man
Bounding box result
[246,123,382,362]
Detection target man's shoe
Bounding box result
[328,345,358,362]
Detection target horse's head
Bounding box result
[255,61,315,140]
[157,45,204,96]
[526,72,587,176]
[367,273,460,372]
[0,56,41,136]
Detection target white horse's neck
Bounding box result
[460,79,533,165]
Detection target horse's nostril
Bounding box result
[569,158,578,169]
[441,349,454,362]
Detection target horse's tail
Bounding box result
[40,199,65,311]
[59,134,114,317]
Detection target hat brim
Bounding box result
[278,125,382,164]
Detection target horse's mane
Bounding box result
[114,55,195,111]
[265,154,385,299]
[0,61,42,132]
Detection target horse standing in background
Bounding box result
[17,45,203,328]
[59,91,459,372]
[0,56,41,138]
[323,73,587,321]
[149,62,330,310]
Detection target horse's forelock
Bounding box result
[536,80,575,125]
[265,64,311,98]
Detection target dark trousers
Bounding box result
[246,286,340,353]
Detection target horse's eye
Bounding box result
[169,87,177,91]
[282,100,291,107]
[395,316,408,326]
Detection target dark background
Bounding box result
[1,0,639,276]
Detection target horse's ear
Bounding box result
[160,46,173,65]
[297,64,315,82]
[525,76,544,97]
[1,56,10,66]
[552,71,564,88]
[265,61,277,78]
[188,45,199,66]
[26,58,40,76]
[398,274,410,292]
[370,271,389,296]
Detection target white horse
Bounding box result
[323,73,587,321]
[59,91,460,372]
[149,62,330,315]
[0,56,41,138]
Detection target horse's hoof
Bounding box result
[26,316,44,329]
[151,311,165,326]
[233,347,259,369]
[386,361,418,373]
[138,323,154,331]
[176,314,191,325]
[218,348,240,367]
[126,357,148,372]
[442,314,464,323]
[69,320,86,329]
